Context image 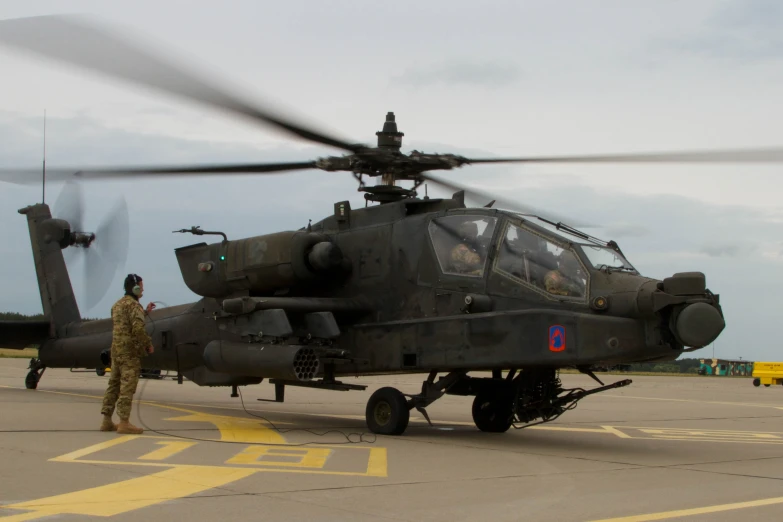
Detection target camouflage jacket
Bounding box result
[110,295,151,359]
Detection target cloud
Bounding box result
[699,243,742,258]
[652,0,783,64]
[390,61,523,88]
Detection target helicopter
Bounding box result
[2,14,781,436]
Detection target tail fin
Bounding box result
[18,203,81,333]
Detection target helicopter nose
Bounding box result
[656,271,725,349]
[671,301,725,348]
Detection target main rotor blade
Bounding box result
[0,15,364,153]
[464,147,783,164]
[0,161,317,184]
[419,172,593,228]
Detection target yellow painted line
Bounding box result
[0,386,290,444]
[50,435,140,462]
[226,445,332,468]
[52,459,388,477]
[622,426,783,435]
[0,466,258,520]
[279,410,610,434]
[601,426,632,439]
[138,441,198,461]
[530,426,609,434]
[164,412,286,444]
[0,384,613,435]
[0,385,294,424]
[626,436,783,446]
[366,447,388,477]
[590,495,783,521]
[603,394,783,410]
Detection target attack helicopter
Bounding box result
[1,14,781,436]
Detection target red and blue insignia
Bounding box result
[549,325,566,352]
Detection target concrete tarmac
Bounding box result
[1,358,783,521]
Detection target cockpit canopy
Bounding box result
[427,211,636,300]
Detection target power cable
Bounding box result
[134,307,377,445]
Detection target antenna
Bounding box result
[42,109,46,204]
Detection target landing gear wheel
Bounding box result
[25,358,45,390]
[753,378,761,387]
[366,387,410,435]
[25,370,39,389]
[472,390,513,433]
[96,368,106,377]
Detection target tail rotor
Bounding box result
[53,180,129,311]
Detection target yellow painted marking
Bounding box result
[590,495,783,521]
[0,466,258,520]
[50,435,140,462]
[164,412,286,444]
[138,440,198,461]
[601,426,783,445]
[604,394,783,410]
[530,425,609,434]
[601,426,632,439]
[226,446,332,468]
[640,428,780,440]
[0,385,294,423]
[63,459,387,477]
[281,410,610,433]
[366,447,388,477]
[0,382,389,521]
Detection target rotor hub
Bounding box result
[376,112,404,150]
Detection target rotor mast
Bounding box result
[376,112,403,186]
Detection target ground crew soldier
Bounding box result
[545,253,584,297]
[100,274,155,434]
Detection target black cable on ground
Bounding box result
[134,370,377,446]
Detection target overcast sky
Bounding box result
[1,1,782,362]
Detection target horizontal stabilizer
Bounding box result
[0,320,51,349]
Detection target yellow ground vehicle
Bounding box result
[752,362,783,387]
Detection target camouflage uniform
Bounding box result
[451,243,482,275]
[100,295,151,420]
[544,270,581,297]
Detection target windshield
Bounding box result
[495,222,587,299]
[428,215,498,278]
[580,245,635,271]
[508,213,595,244]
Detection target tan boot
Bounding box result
[117,419,143,434]
[100,414,117,432]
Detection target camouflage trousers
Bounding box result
[100,356,142,420]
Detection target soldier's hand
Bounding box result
[145,302,156,314]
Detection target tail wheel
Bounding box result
[472,389,513,433]
[366,387,410,435]
[25,370,39,390]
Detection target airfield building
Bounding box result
[698,358,754,376]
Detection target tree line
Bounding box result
[608,358,704,374]
[0,312,98,321]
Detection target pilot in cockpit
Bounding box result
[545,252,585,297]
[450,221,484,275]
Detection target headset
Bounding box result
[129,274,142,297]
